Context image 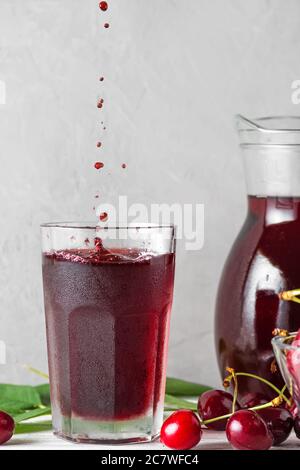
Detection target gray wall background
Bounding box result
[0,0,300,386]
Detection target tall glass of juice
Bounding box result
[41,223,176,444]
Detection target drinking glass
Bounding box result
[41,223,176,444]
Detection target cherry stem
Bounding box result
[226,372,291,407]
[231,371,238,414]
[280,289,300,304]
[203,400,274,425]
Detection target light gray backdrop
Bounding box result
[0,0,299,386]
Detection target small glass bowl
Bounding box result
[272,332,300,410]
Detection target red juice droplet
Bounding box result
[99,77,104,82]
[104,23,110,29]
[94,162,104,170]
[121,163,127,169]
[99,1,108,12]
[94,237,104,251]
[100,212,108,222]
[97,142,102,148]
[95,194,100,199]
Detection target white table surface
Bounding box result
[3,429,300,450]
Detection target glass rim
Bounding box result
[271,332,299,351]
[40,221,176,231]
[236,115,300,133]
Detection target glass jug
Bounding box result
[215,115,300,398]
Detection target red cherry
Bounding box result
[226,410,273,450]
[0,411,14,445]
[240,392,269,409]
[160,410,202,450]
[198,389,240,431]
[257,407,293,446]
[294,415,300,438]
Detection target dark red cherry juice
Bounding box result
[216,196,300,398]
[42,245,175,422]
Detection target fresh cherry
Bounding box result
[160,410,202,450]
[294,415,300,439]
[257,407,293,446]
[0,411,14,445]
[226,410,273,450]
[198,389,240,431]
[240,392,269,409]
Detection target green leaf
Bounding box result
[164,394,197,411]
[0,400,36,415]
[166,377,212,397]
[0,384,42,406]
[15,421,52,435]
[14,406,52,424]
[0,384,42,416]
[35,383,51,406]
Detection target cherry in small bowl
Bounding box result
[198,389,240,431]
[160,410,202,450]
[226,410,273,450]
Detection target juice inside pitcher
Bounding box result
[215,116,300,398]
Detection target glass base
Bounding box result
[54,430,160,445]
[52,410,163,445]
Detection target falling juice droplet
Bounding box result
[100,212,108,222]
[97,142,102,148]
[104,23,110,29]
[121,163,127,169]
[99,77,104,82]
[94,162,104,170]
[99,1,108,12]
[97,98,104,109]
